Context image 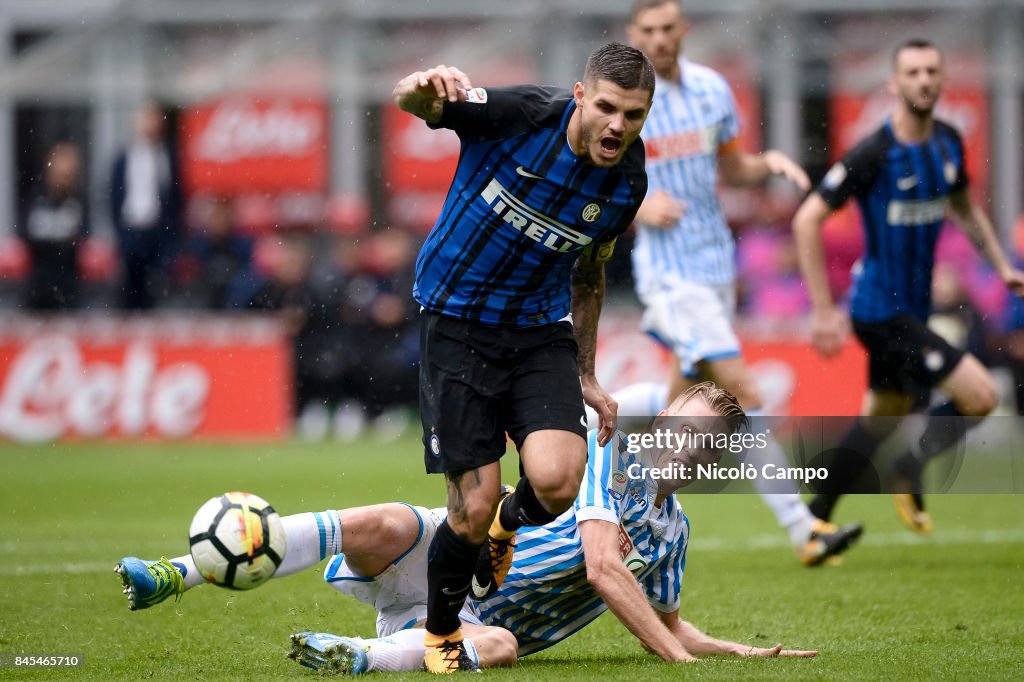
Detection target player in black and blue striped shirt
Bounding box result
[392,43,653,673]
[792,38,1024,533]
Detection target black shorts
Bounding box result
[419,311,587,474]
[852,314,965,395]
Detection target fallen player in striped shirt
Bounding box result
[116,382,816,673]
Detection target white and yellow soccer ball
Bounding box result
[188,492,286,590]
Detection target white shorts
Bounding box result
[639,279,741,378]
[323,504,483,637]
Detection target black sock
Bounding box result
[893,401,979,486]
[425,520,482,636]
[498,476,559,531]
[809,420,886,521]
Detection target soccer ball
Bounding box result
[188,492,286,590]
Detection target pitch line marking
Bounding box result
[2,529,1023,577]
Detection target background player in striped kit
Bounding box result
[792,38,1024,531]
[391,43,653,672]
[116,383,817,672]
[616,0,862,566]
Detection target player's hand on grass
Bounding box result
[764,150,811,192]
[582,375,617,446]
[636,190,685,228]
[810,305,847,358]
[743,643,818,658]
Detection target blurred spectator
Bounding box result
[339,229,419,438]
[109,99,183,310]
[239,229,421,441]
[177,197,257,309]
[17,142,88,310]
[293,230,420,441]
[245,235,348,439]
[305,234,366,440]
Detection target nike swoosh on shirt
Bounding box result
[516,165,545,180]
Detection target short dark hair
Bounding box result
[584,42,656,97]
[629,0,680,23]
[892,38,943,69]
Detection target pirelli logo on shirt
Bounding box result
[886,198,946,226]
[481,178,594,253]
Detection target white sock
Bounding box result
[354,630,479,672]
[758,490,815,547]
[616,381,668,415]
[169,510,343,590]
[168,555,204,590]
[587,382,669,428]
[745,411,815,546]
[276,510,343,577]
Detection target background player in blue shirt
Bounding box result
[792,38,1024,532]
[392,43,653,671]
[116,383,818,672]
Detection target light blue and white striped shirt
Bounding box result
[632,58,740,290]
[471,430,689,656]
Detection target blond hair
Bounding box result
[667,381,748,435]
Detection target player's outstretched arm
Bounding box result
[718,149,811,191]
[572,254,617,446]
[579,520,696,663]
[792,192,847,357]
[393,65,473,124]
[657,611,817,658]
[948,189,1024,297]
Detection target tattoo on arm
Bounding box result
[571,258,605,376]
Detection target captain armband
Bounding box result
[581,238,617,264]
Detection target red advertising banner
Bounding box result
[0,317,292,442]
[594,310,867,417]
[382,104,461,231]
[182,97,328,195]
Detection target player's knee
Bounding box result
[340,505,417,556]
[373,512,414,549]
[493,628,519,666]
[957,380,998,417]
[476,628,519,667]
[530,475,580,515]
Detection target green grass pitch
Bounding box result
[1,437,1023,680]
